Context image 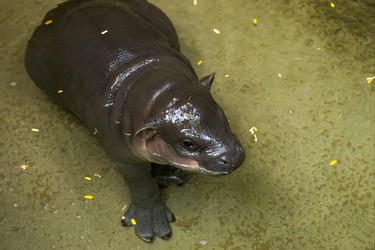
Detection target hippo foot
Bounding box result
[121,201,175,242]
[151,164,189,188]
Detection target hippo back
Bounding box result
[25,0,190,128]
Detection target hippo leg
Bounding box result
[117,163,175,242]
[151,163,189,188]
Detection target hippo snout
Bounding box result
[218,144,245,173]
[202,142,245,175]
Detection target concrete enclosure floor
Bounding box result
[0,0,374,249]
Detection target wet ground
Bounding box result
[0,0,374,249]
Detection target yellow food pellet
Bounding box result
[366,76,374,84]
[250,126,258,132]
[101,30,108,35]
[330,2,335,8]
[57,90,63,93]
[131,218,137,225]
[20,164,29,170]
[249,126,258,142]
[84,176,92,181]
[330,160,337,166]
[84,195,94,200]
[197,60,203,65]
[252,18,257,25]
[44,20,53,25]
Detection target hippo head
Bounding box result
[133,73,245,175]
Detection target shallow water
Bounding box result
[0,0,374,249]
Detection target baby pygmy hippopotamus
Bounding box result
[25,0,245,242]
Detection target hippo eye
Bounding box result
[181,139,197,151]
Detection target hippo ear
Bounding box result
[135,119,159,140]
[200,73,215,90]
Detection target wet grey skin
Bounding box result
[25,0,245,243]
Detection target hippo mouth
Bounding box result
[148,147,235,176]
[134,134,234,175]
[195,168,229,176]
[169,161,230,176]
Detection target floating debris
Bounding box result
[193,0,197,5]
[278,73,282,78]
[338,112,343,119]
[101,29,108,35]
[249,126,258,142]
[249,126,258,133]
[224,74,230,78]
[84,195,94,200]
[329,160,338,166]
[366,76,374,84]
[121,204,127,211]
[31,128,40,132]
[44,20,53,25]
[94,128,98,135]
[213,28,220,34]
[20,164,29,170]
[200,239,208,245]
[9,81,17,86]
[197,59,203,65]
[93,173,102,178]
